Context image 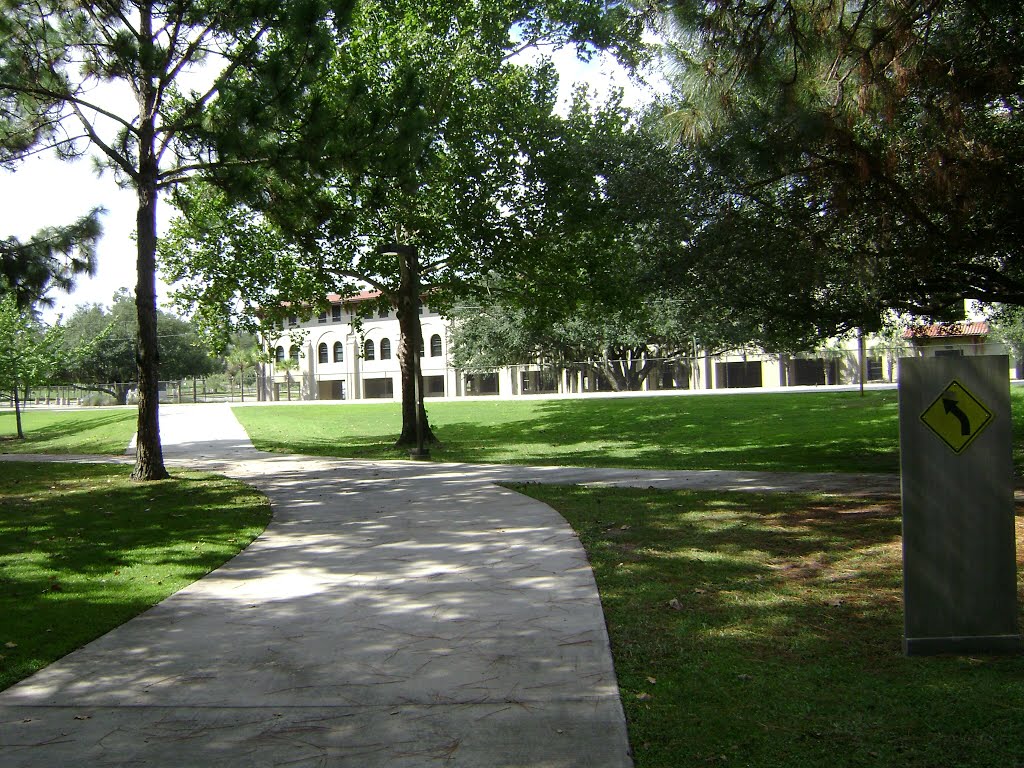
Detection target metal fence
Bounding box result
[8,377,268,408]
[7,342,1019,408]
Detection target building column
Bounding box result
[500,366,517,396]
[350,335,361,400]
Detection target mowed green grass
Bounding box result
[0,408,136,455]
[0,462,271,691]
[514,483,1024,768]
[235,390,905,473]
[234,386,1024,474]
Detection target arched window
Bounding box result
[364,339,375,360]
[275,346,285,363]
[289,346,300,363]
[380,338,391,360]
[318,343,328,364]
[333,341,344,362]
[430,334,442,357]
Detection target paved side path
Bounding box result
[0,404,899,767]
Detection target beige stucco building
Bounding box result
[263,296,1011,402]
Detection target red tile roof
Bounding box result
[327,290,381,304]
[903,322,989,339]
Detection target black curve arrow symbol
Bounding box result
[943,398,971,436]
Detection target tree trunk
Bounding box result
[395,245,437,447]
[13,379,23,440]
[857,329,867,397]
[131,8,169,482]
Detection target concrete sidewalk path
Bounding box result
[0,404,900,767]
[0,405,633,767]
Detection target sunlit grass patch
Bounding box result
[513,483,1024,768]
[0,408,136,454]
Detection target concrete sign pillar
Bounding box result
[899,355,1021,655]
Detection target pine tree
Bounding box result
[0,0,355,479]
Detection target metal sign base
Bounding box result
[898,356,1021,656]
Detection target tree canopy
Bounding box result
[658,0,1024,342]
[0,0,356,478]
[161,0,647,445]
[0,210,103,312]
[61,290,217,404]
[450,289,715,391]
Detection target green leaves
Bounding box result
[0,208,103,311]
[0,294,67,410]
[661,0,1024,325]
[169,0,649,326]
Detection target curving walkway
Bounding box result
[0,404,899,767]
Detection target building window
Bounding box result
[866,356,884,381]
[275,346,285,363]
[317,312,327,324]
[364,339,375,360]
[333,341,344,362]
[331,305,342,322]
[288,315,298,327]
[289,346,300,363]
[363,378,394,399]
[464,372,498,395]
[424,375,445,397]
[430,334,442,357]
[716,360,762,389]
[380,338,392,360]
[378,307,389,318]
[318,343,328,364]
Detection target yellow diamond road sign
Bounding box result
[920,380,994,454]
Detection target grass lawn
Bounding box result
[0,408,136,455]
[513,483,1024,768]
[0,461,271,692]
[234,386,1024,474]
[235,390,904,473]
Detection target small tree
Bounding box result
[0,294,65,439]
[225,341,262,401]
[276,357,299,402]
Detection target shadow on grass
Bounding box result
[514,484,1024,768]
[0,461,270,691]
[0,458,633,766]
[236,392,905,473]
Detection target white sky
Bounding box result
[0,48,661,322]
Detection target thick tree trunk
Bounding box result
[131,10,169,482]
[394,245,436,448]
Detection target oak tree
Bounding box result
[162,0,646,446]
